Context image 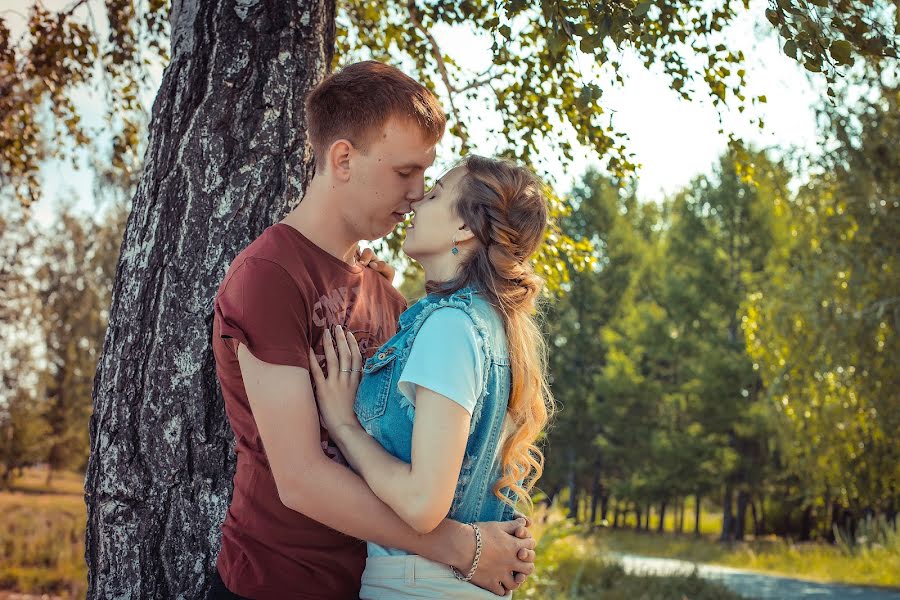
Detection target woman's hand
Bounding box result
[356,247,395,281]
[308,325,363,433]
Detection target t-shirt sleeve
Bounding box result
[398,307,484,414]
[215,257,310,370]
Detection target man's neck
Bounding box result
[282,177,359,265]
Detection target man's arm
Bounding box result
[237,344,534,595]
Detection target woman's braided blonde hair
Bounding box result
[426,155,555,511]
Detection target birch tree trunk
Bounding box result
[84,1,335,597]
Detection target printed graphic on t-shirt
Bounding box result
[310,283,400,465]
[311,284,396,362]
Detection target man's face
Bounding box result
[343,117,438,241]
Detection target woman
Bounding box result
[309,155,554,598]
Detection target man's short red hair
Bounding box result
[305,61,446,170]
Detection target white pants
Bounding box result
[359,554,510,599]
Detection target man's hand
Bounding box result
[460,518,536,596]
[356,247,395,281]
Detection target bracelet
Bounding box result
[451,523,482,582]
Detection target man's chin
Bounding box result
[373,223,401,240]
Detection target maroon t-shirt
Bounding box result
[212,223,407,599]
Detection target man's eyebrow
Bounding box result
[394,163,426,170]
[436,180,444,188]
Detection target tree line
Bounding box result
[1,195,126,486]
[541,82,898,544]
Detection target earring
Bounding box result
[451,239,459,255]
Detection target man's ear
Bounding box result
[456,223,476,243]
[327,139,353,182]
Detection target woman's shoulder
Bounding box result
[405,287,503,336]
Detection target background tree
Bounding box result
[0,198,45,486]
[542,172,643,521]
[0,348,50,487]
[38,205,123,484]
[670,153,785,541]
[744,81,900,529]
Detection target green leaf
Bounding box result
[548,31,568,55]
[633,2,652,17]
[783,39,798,59]
[581,35,602,53]
[829,40,853,65]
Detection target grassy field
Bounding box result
[0,469,86,599]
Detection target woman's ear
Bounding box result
[328,139,353,181]
[456,223,476,243]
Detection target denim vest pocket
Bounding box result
[355,348,398,422]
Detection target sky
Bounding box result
[2,0,825,225]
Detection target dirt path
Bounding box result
[612,553,900,600]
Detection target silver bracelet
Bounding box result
[451,523,482,582]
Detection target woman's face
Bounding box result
[402,165,468,261]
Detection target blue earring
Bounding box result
[451,240,459,255]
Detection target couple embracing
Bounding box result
[209,60,554,599]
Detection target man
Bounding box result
[209,61,536,599]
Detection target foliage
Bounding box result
[0,199,125,483]
[743,83,900,514]
[3,0,897,206]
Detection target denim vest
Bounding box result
[354,287,518,555]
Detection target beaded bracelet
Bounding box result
[451,523,483,582]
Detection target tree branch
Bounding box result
[406,0,468,147]
[453,66,500,94]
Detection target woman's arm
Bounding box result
[330,387,470,533]
[311,323,476,533]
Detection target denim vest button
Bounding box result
[377,352,387,359]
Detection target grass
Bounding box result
[0,469,86,599]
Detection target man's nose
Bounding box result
[408,176,425,200]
